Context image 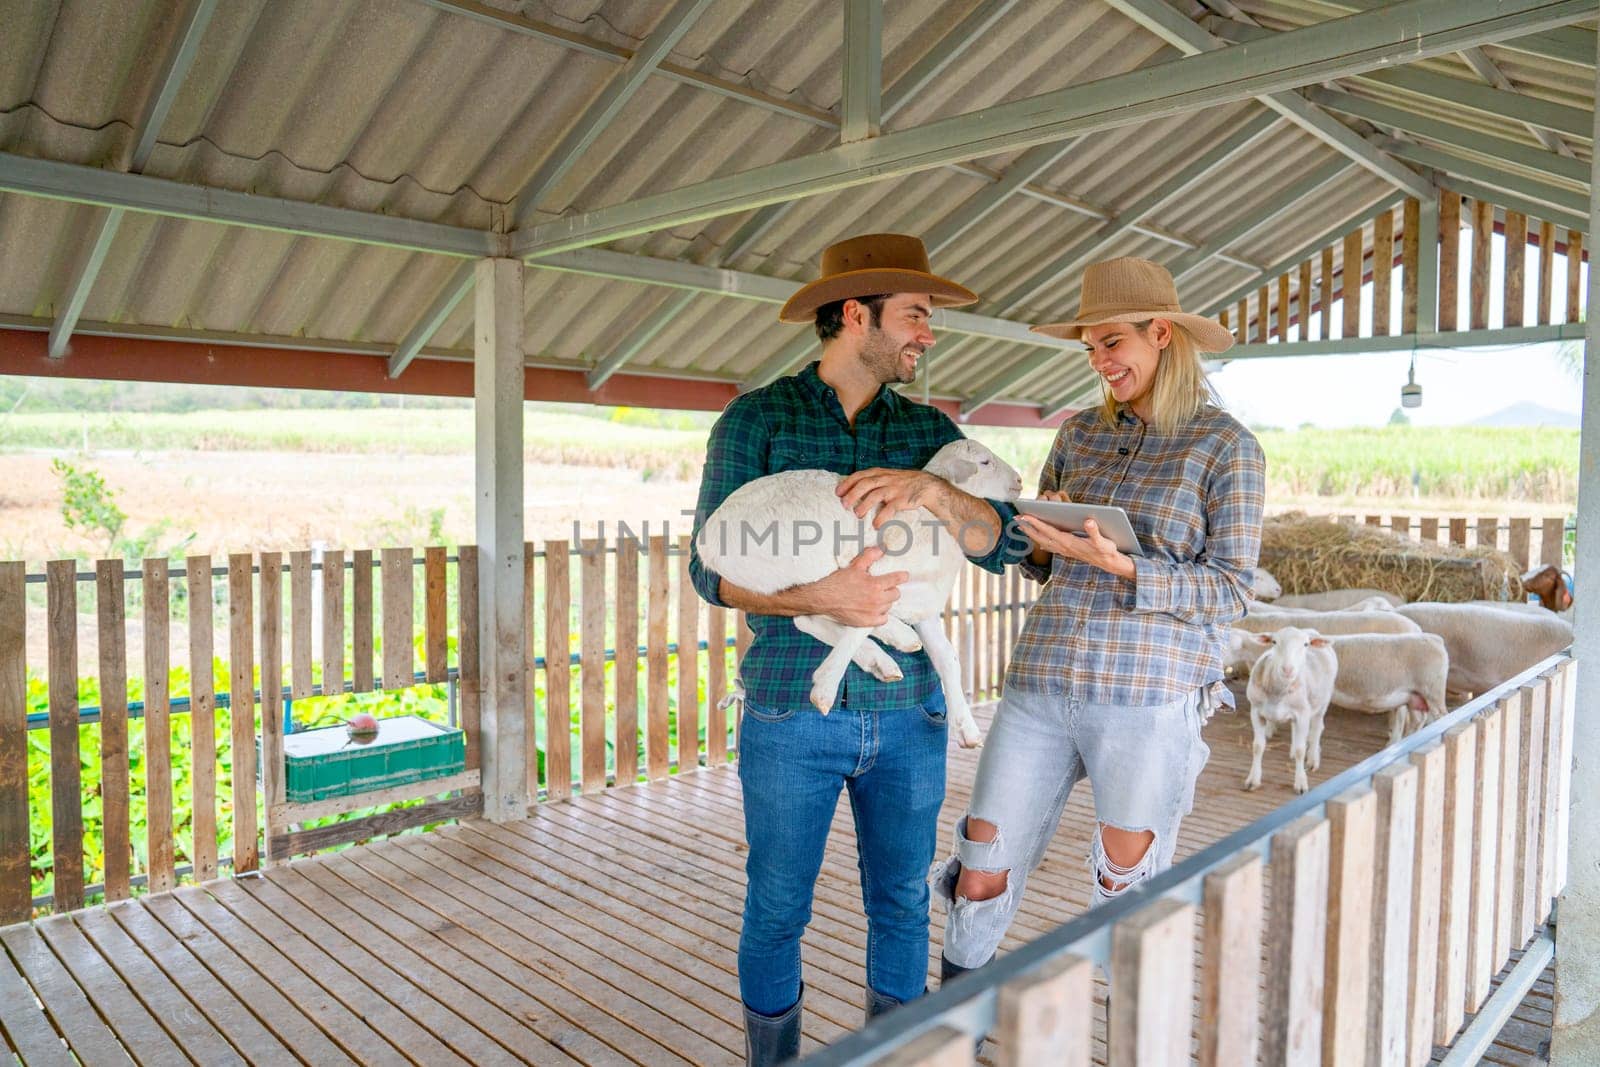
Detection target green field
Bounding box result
[0,408,1580,507]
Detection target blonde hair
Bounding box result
[1097,320,1218,434]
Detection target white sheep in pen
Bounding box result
[1244,626,1336,794]
[1396,602,1574,699]
[696,439,1023,748]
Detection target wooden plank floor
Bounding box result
[0,700,1552,1065]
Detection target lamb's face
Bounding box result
[924,440,1024,502]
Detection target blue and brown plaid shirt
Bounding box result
[690,362,1024,711]
[1008,404,1266,706]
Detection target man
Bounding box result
[688,233,1023,1063]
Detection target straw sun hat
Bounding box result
[1029,257,1235,353]
[777,233,978,323]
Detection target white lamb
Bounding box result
[1244,627,1336,794]
[1326,632,1450,744]
[1249,594,1396,615]
[1226,608,1420,677]
[1271,588,1406,610]
[1250,567,1283,601]
[1396,602,1574,699]
[696,439,1023,748]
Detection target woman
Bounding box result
[935,257,1265,979]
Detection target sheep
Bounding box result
[1250,567,1283,602]
[696,438,1023,748]
[1325,632,1450,745]
[1396,602,1574,699]
[1246,594,1397,616]
[1226,608,1420,679]
[1271,588,1406,610]
[1243,626,1336,794]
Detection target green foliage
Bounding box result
[51,459,125,553]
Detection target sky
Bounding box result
[1204,227,1585,429]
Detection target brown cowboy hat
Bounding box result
[1030,256,1235,353]
[777,233,978,323]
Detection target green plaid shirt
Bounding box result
[690,362,1023,711]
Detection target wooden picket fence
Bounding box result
[839,654,1576,1067]
[1221,189,1585,344]
[0,540,1033,921]
[1288,510,1572,571]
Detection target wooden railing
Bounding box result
[817,654,1576,1066]
[1286,511,1573,572]
[0,540,1033,921]
[1220,190,1585,346]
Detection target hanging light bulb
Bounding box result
[1400,353,1423,409]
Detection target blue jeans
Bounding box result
[737,691,949,1015]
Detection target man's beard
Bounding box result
[860,330,923,385]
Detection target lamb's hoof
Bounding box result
[1243,776,1260,792]
[955,723,983,749]
[1309,756,1321,772]
[810,687,836,715]
[1293,775,1309,795]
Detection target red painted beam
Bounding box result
[0,329,1069,427]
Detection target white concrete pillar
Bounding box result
[1551,21,1600,1062]
[473,257,528,821]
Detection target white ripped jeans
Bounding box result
[934,685,1210,969]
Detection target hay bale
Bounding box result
[1259,513,1521,603]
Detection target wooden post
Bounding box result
[97,561,130,903]
[1538,220,1556,325]
[1517,681,1549,942]
[1391,515,1411,540]
[1541,515,1568,568]
[1109,897,1195,1067]
[458,546,481,774]
[614,538,640,787]
[875,1027,974,1066]
[320,549,344,698]
[1539,672,1563,918]
[1478,516,1499,551]
[1410,742,1447,1067]
[677,535,700,774]
[473,256,528,822]
[1495,695,1522,968]
[996,955,1092,1067]
[227,554,258,873]
[1369,763,1418,1067]
[351,549,374,693]
[708,604,728,764]
[184,558,218,881]
[1509,517,1532,569]
[1323,787,1376,1066]
[259,552,284,864]
[1298,259,1313,341]
[1372,208,1394,336]
[1566,230,1584,323]
[1470,198,1493,331]
[1555,662,1577,896]
[1402,197,1421,333]
[1505,210,1528,328]
[423,546,447,684]
[143,558,175,889]
[647,536,671,781]
[0,562,25,924]
[1320,245,1336,341]
[1439,190,1461,332]
[1468,707,1503,1012]
[1436,722,1477,1045]
[1235,298,1247,344]
[290,550,313,698]
[1256,285,1269,344]
[544,541,571,801]
[1278,273,1292,342]
[1200,852,1263,1067]
[380,548,412,691]
[1265,814,1330,1066]
[1343,229,1364,339]
[579,538,606,793]
[1420,516,1440,544]
[1449,517,1468,547]
[47,560,83,912]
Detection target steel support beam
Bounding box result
[1195,191,1409,317]
[391,0,711,378]
[1358,66,1593,140]
[587,291,697,390]
[1377,139,1589,223]
[511,0,1586,260]
[992,110,1279,314]
[1439,176,1589,238]
[1166,157,1351,282]
[511,0,713,220]
[1305,88,1591,187]
[0,152,502,257]
[1415,195,1440,334]
[842,0,883,143]
[1459,47,1575,157]
[881,0,1021,122]
[1100,0,1430,198]
[473,258,528,822]
[1552,18,1600,1058]
[49,0,219,359]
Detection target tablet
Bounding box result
[1014,499,1146,556]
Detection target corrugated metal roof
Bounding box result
[0,0,1593,422]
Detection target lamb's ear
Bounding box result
[941,458,978,483]
[1309,637,1331,647]
[1253,633,1274,646]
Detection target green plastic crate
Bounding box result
[264,716,466,804]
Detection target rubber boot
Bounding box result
[744,986,803,1066]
